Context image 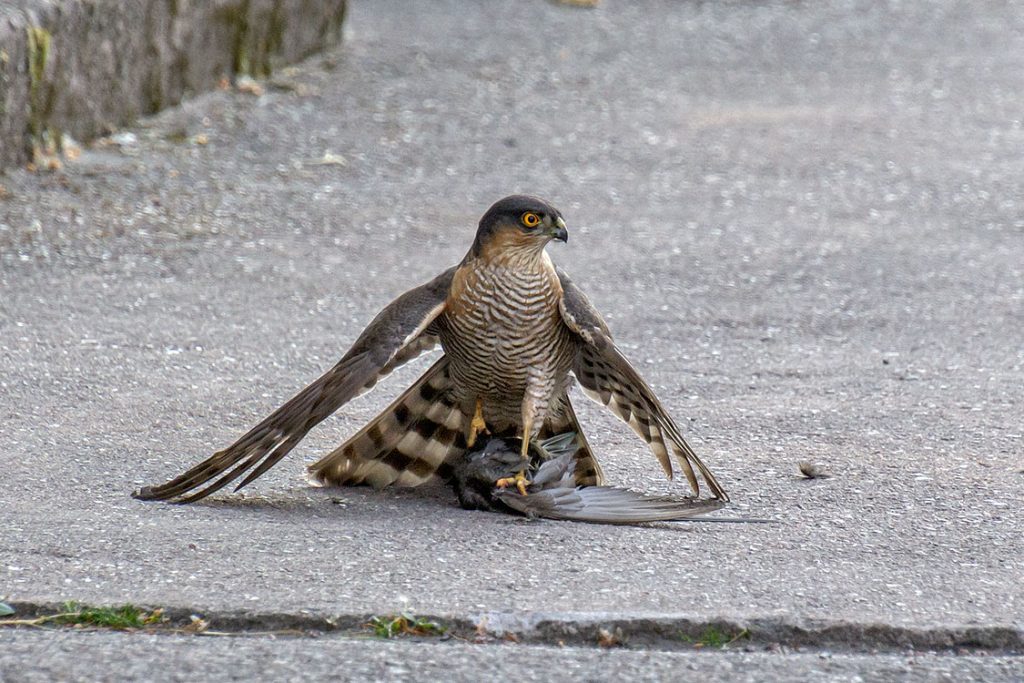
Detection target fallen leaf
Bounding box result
[236,75,264,96]
[799,462,831,479]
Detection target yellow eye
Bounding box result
[521,212,541,228]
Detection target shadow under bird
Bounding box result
[134,195,727,505]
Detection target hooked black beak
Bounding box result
[550,217,568,243]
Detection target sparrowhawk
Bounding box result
[134,195,728,504]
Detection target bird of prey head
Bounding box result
[471,194,569,258]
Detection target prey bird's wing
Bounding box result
[133,267,457,503]
[556,269,728,501]
[496,439,726,523]
[495,484,725,524]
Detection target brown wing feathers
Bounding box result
[575,343,728,501]
[557,269,728,501]
[133,268,455,503]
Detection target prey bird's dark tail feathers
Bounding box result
[308,356,471,489]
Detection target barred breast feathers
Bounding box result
[441,248,577,427]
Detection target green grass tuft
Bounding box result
[52,602,163,629]
[682,626,750,649]
[0,602,165,630]
[366,613,446,639]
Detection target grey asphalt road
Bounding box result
[2,0,1023,679]
[3,630,1023,683]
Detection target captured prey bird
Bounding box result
[453,433,726,524]
[133,195,727,504]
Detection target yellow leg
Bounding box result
[467,397,488,448]
[519,417,533,459]
[494,415,533,495]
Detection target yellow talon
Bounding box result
[467,397,489,447]
[495,470,530,496]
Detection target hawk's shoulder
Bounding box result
[556,268,611,346]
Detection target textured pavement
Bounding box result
[1,0,1022,678]
[3,630,1023,683]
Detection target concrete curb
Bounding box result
[0,0,346,169]
[4,603,1023,654]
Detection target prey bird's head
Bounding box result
[471,195,568,258]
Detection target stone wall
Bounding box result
[0,0,346,168]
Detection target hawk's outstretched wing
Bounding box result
[556,269,728,501]
[133,267,456,503]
